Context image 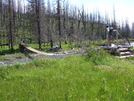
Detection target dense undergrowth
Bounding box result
[0,48,134,101]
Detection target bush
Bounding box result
[85,48,114,65]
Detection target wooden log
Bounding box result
[19,43,26,52]
[120,51,132,56]
[0,44,8,46]
[118,48,129,52]
[117,45,132,49]
[117,55,134,58]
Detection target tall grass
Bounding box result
[0,49,134,101]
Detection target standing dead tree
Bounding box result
[28,0,45,49]
[56,0,62,48]
[62,0,68,44]
[46,0,53,48]
[8,0,14,51]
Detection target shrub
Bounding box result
[85,48,114,65]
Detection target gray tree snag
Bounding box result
[8,0,14,52]
[57,0,62,48]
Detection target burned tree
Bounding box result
[8,0,14,51]
[56,0,62,48]
[28,0,44,49]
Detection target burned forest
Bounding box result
[0,0,132,51]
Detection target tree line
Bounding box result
[0,0,132,51]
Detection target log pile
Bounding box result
[101,44,134,58]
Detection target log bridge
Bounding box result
[19,43,54,55]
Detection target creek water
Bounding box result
[0,58,31,66]
[0,54,67,67]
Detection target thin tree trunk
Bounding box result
[57,0,61,48]
[8,0,13,52]
[36,0,41,49]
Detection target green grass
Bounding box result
[0,45,21,55]
[0,53,26,61]
[1,49,134,101]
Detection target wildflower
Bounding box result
[95,98,100,101]
[83,86,85,89]
[69,95,72,97]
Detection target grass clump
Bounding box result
[0,49,134,101]
[0,53,26,61]
[85,48,115,65]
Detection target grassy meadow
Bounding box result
[0,48,134,101]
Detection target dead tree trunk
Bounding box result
[57,0,62,48]
[35,0,41,49]
[8,0,13,52]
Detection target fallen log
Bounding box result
[19,43,53,55]
[0,44,8,46]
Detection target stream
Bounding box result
[0,58,31,66]
[0,41,134,66]
[0,49,84,67]
[0,54,68,67]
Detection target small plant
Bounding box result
[0,56,4,60]
[1,49,134,100]
[86,48,113,65]
[101,77,108,92]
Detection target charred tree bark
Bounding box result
[35,0,41,49]
[57,0,62,48]
[8,0,13,52]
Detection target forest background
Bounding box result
[0,0,133,52]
